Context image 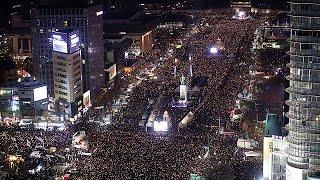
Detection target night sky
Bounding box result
[0,0,288,29]
[0,0,10,28]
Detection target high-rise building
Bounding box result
[31,1,105,97]
[286,0,320,179]
[52,29,82,121]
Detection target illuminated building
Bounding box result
[286,0,320,179]
[32,1,105,97]
[52,29,82,121]
[263,136,288,180]
[104,14,159,55]
[0,87,19,120]
[230,0,252,12]
[18,77,48,118]
[7,31,32,63]
[104,35,132,78]
[263,113,287,180]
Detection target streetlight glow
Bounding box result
[210,47,218,54]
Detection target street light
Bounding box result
[210,47,218,54]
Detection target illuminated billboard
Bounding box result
[33,86,47,101]
[83,90,91,109]
[107,64,117,80]
[69,33,80,53]
[53,30,80,54]
[53,34,68,53]
[154,121,168,132]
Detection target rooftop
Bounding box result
[104,14,161,34]
[37,0,96,9]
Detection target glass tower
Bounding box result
[286,0,320,178]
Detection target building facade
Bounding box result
[0,77,48,120]
[52,29,83,121]
[230,0,252,12]
[286,0,320,179]
[263,136,288,180]
[18,77,48,118]
[32,3,104,97]
[0,87,19,120]
[8,32,32,62]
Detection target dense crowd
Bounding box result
[0,9,265,180]
[0,128,72,179]
[74,10,262,180]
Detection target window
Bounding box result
[73,54,80,59]
[301,44,312,50]
[57,73,67,78]
[300,4,310,11]
[57,62,66,66]
[57,55,66,60]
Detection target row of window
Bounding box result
[73,66,81,74]
[289,131,320,145]
[55,78,67,84]
[291,42,320,51]
[37,18,87,27]
[291,56,320,64]
[57,73,67,78]
[57,55,66,60]
[289,142,319,153]
[292,30,320,38]
[290,93,320,104]
[59,97,68,102]
[73,54,80,60]
[56,84,67,90]
[290,68,320,79]
[291,4,320,12]
[56,67,66,73]
[38,9,85,16]
[74,77,81,84]
[291,16,320,26]
[58,91,67,96]
[290,105,320,116]
[56,61,66,66]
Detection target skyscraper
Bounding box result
[31,1,104,97]
[52,29,82,121]
[286,0,320,179]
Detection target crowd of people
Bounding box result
[74,9,263,180]
[0,9,265,180]
[0,128,72,179]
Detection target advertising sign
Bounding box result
[53,34,68,53]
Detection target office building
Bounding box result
[32,1,105,97]
[263,135,288,180]
[286,0,320,179]
[7,30,32,63]
[0,86,19,120]
[104,34,132,77]
[18,77,48,118]
[104,13,160,56]
[52,29,82,121]
[263,113,287,180]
